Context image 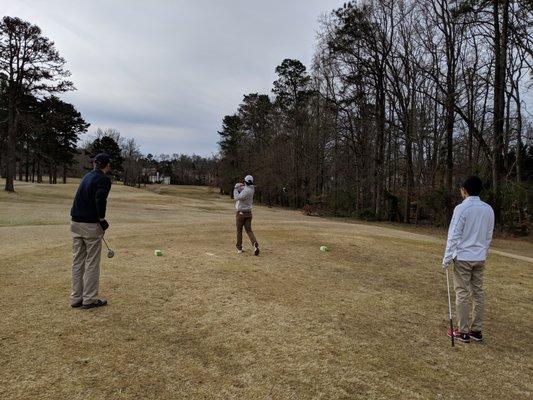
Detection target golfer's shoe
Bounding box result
[70,301,83,308]
[82,299,107,309]
[447,329,470,343]
[253,242,260,256]
[236,247,243,254]
[469,331,483,342]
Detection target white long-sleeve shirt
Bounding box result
[233,185,254,212]
[443,196,495,264]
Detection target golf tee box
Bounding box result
[154,249,163,257]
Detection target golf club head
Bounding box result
[107,249,115,258]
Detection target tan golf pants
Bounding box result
[236,211,257,250]
[70,222,104,306]
[453,260,485,333]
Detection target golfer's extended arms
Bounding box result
[95,176,112,220]
[442,206,466,265]
[234,186,251,201]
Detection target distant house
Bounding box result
[143,168,171,185]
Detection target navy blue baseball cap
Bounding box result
[92,153,111,167]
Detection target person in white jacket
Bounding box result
[442,176,494,343]
[234,175,259,255]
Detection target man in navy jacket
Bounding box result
[69,153,112,309]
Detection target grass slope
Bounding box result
[0,181,531,399]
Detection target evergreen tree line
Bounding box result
[0,83,89,184]
[217,0,533,232]
[0,16,80,189]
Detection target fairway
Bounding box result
[0,182,532,400]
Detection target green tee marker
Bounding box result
[154,249,163,257]
[320,245,329,252]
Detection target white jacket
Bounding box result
[443,196,495,264]
[234,185,254,212]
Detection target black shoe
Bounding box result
[82,299,108,309]
[253,242,260,256]
[447,329,470,343]
[469,331,483,342]
[71,301,83,308]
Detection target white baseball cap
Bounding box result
[245,175,254,183]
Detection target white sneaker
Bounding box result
[237,249,243,254]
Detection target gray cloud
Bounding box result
[4,0,531,155]
[3,0,345,156]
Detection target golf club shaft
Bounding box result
[446,269,455,347]
[102,237,110,251]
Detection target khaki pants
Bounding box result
[453,260,485,333]
[236,211,257,250]
[70,222,104,306]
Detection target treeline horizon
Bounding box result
[0,16,216,190]
[217,0,533,232]
[2,3,533,233]
[71,128,218,188]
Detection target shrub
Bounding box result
[358,209,378,221]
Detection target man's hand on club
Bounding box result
[442,261,450,270]
[100,219,109,231]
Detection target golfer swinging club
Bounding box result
[69,153,113,309]
[442,176,494,343]
[234,175,259,256]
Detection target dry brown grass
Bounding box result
[0,180,531,400]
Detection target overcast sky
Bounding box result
[2,1,532,156]
[1,0,345,156]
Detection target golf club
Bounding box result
[445,268,455,347]
[103,237,115,258]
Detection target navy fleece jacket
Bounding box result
[70,169,112,223]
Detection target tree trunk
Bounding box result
[444,85,455,221]
[37,160,42,183]
[515,91,523,183]
[466,70,474,172]
[25,146,30,182]
[492,0,510,225]
[4,89,17,192]
[0,152,4,179]
[404,118,415,224]
[18,160,23,181]
[374,71,386,219]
